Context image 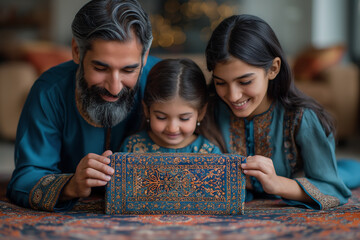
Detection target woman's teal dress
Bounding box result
[215,100,357,209]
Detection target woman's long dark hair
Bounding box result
[205,14,334,136]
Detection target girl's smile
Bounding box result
[145,96,200,149]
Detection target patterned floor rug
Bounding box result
[1,177,360,240]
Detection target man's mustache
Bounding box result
[90,86,121,99]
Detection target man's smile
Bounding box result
[101,94,119,102]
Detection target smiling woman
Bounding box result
[212,56,280,119]
[204,14,359,210]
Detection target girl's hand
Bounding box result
[60,150,114,201]
[241,155,280,195]
[241,155,314,203]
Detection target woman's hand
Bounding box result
[241,155,314,203]
[241,155,280,195]
[60,150,114,201]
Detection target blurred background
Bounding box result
[0,0,359,175]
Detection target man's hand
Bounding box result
[60,150,114,201]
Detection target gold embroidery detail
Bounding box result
[253,105,273,158]
[296,178,340,209]
[29,174,73,211]
[283,108,304,175]
[230,115,247,155]
[132,142,148,153]
[33,189,42,204]
[41,175,56,186]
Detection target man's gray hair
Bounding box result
[71,0,152,62]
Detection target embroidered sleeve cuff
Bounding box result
[294,178,340,209]
[29,174,74,211]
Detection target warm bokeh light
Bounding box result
[150,0,239,51]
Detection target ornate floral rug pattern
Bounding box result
[1,178,360,240]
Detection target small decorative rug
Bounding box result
[1,176,359,240]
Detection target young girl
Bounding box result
[205,14,359,209]
[119,58,222,154]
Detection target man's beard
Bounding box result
[76,71,138,128]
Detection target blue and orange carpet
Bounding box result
[1,176,359,239]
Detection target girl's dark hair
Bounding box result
[143,58,225,151]
[205,14,334,136]
[144,58,207,110]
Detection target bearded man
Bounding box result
[7,0,160,211]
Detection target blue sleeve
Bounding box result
[283,109,352,209]
[337,158,360,189]
[6,79,76,211]
[119,136,131,152]
[7,57,161,211]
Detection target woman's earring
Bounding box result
[197,121,201,127]
[146,118,150,123]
